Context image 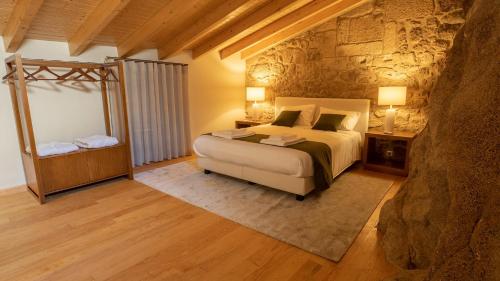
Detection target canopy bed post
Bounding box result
[9,54,45,203]
[99,67,112,136]
[118,61,134,180]
[5,62,25,150]
[4,55,134,203]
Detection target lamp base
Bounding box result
[251,102,260,121]
[384,108,396,134]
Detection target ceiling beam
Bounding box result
[219,0,364,59]
[68,0,131,56]
[191,0,311,59]
[117,0,188,57]
[158,0,252,59]
[241,0,365,59]
[2,0,44,52]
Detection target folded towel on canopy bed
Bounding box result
[26,142,79,157]
[74,135,119,148]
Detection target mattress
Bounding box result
[193,125,362,178]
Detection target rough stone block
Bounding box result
[436,0,462,12]
[433,39,450,51]
[306,48,321,61]
[374,109,386,118]
[397,26,409,52]
[348,15,384,43]
[372,54,395,67]
[394,52,417,65]
[409,27,424,43]
[317,30,336,58]
[385,0,434,21]
[383,22,398,53]
[440,9,465,24]
[437,23,462,41]
[337,18,350,45]
[336,41,383,56]
[374,67,408,81]
[416,52,434,66]
[368,117,384,128]
[289,48,306,64]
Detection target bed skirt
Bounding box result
[197,157,315,196]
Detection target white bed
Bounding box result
[193,97,370,199]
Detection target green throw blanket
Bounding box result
[210,133,333,190]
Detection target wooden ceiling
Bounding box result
[0,0,365,60]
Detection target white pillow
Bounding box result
[278,104,317,126]
[317,107,361,131]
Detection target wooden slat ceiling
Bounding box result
[0,0,16,32]
[0,0,365,59]
[95,0,169,46]
[26,0,102,42]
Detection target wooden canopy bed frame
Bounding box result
[3,54,133,204]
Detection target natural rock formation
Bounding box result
[246,0,465,131]
[378,0,499,280]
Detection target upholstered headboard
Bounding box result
[275,97,371,137]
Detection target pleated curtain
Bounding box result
[118,61,190,167]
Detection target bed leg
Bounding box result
[204,169,211,175]
[296,195,305,201]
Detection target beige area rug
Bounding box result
[135,161,393,262]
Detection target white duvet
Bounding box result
[193,125,362,178]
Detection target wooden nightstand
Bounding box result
[363,130,417,176]
[235,120,270,129]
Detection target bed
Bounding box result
[193,97,370,199]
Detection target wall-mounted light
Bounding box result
[246,87,265,120]
[378,86,407,134]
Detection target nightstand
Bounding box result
[235,119,270,129]
[363,130,417,176]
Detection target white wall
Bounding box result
[0,39,245,189]
[166,51,246,141]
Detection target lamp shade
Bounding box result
[246,87,265,102]
[378,86,407,106]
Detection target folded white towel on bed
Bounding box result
[213,128,247,136]
[267,134,297,141]
[26,142,79,157]
[212,131,255,139]
[212,129,255,139]
[74,135,119,148]
[260,137,306,147]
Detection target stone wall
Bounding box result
[246,0,465,131]
[378,0,499,279]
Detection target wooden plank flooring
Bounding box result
[0,159,401,281]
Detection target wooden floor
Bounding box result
[0,158,401,281]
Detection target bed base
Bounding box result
[198,157,359,200]
[205,167,304,201]
[198,157,315,197]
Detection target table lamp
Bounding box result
[246,87,265,120]
[378,86,406,134]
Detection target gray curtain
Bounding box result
[120,61,190,167]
